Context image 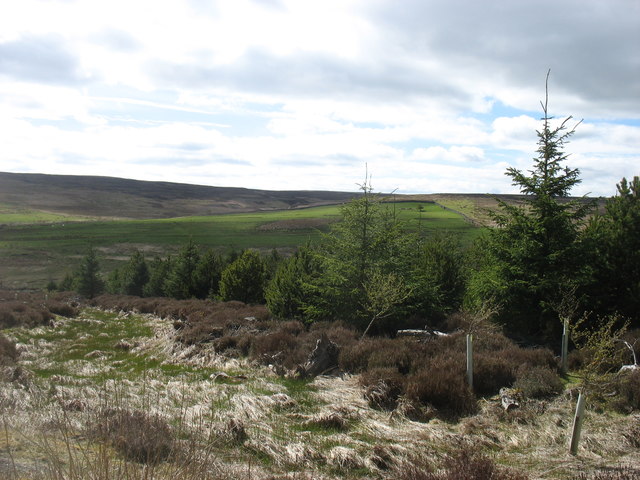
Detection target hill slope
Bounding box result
[0,172,361,219]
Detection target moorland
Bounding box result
[0,171,492,289]
[0,168,638,480]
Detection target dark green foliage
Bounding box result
[143,256,174,297]
[58,272,74,292]
[73,247,104,299]
[265,245,322,320]
[219,249,267,304]
[120,250,149,297]
[105,268,122,295]
[310,180,412,328]
[407,232,466,322]
[583,176,640,326]
[193,248,224,299]
[164,240,200,299]
[466,78,593,342]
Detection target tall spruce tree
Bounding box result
[316,177,408,327]
[467,73,594,342]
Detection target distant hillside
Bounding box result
[0,172,362,219]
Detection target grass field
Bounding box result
[0,202,482,289]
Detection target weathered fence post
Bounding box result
[561,318,569,374]
[570,391,586,455]
[466,334,473,390]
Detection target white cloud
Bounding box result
[0,0,637,197]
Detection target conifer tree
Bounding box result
[164,240,200,299]
[584,176,640,324]
[265,244,321,319]
[219,249,266,304]
[74,247,104,299]
[143,256,173,297]
[193,248,224,299]
[121,250,149,297]
[467,72,594,341]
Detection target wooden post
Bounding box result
[561,319,569,374]
[466,334,473,390]
[570,391,586,455]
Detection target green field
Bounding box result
[0,202,481,288]
[0,203,90,224]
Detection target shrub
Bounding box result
[339,338,380,373]
[311,321,360,349]
[406,353,476,418]
[612,370,640,413]
[0,301,53,328]
[394,445,529,479]
[46,301,79,318]
[176,321,224,346]
[367,339,413,374]
[0,334,18,366]
[575,467,640,480]
[360,367,406,410]
[473,352,517,396]
[622,419,640,448]
[250,331,306,368]
[513,365,563,399]
[339,337,419,374]
[93,409,174,464]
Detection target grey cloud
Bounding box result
[148,48,472,108]
[0,34,87,85]
[364,0,640,118]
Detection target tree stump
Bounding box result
[296,334,339,378]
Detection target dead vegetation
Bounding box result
[0,292,639,479]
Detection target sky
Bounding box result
[0,0,638,197]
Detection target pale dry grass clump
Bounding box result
[3,300,640,479]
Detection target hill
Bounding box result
[0,172,362,219]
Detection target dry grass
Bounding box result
[1,294,639,479]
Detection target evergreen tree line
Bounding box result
[55,242,282,304]
[55,83,639,345]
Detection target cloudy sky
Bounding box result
[1,0,638,196]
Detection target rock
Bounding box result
[296,334,339,378]
[500,387,522,411]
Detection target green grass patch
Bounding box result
[0,203,90,224]
[0,202,481,289]
[276,377,320,410]
[0,202,478,252]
